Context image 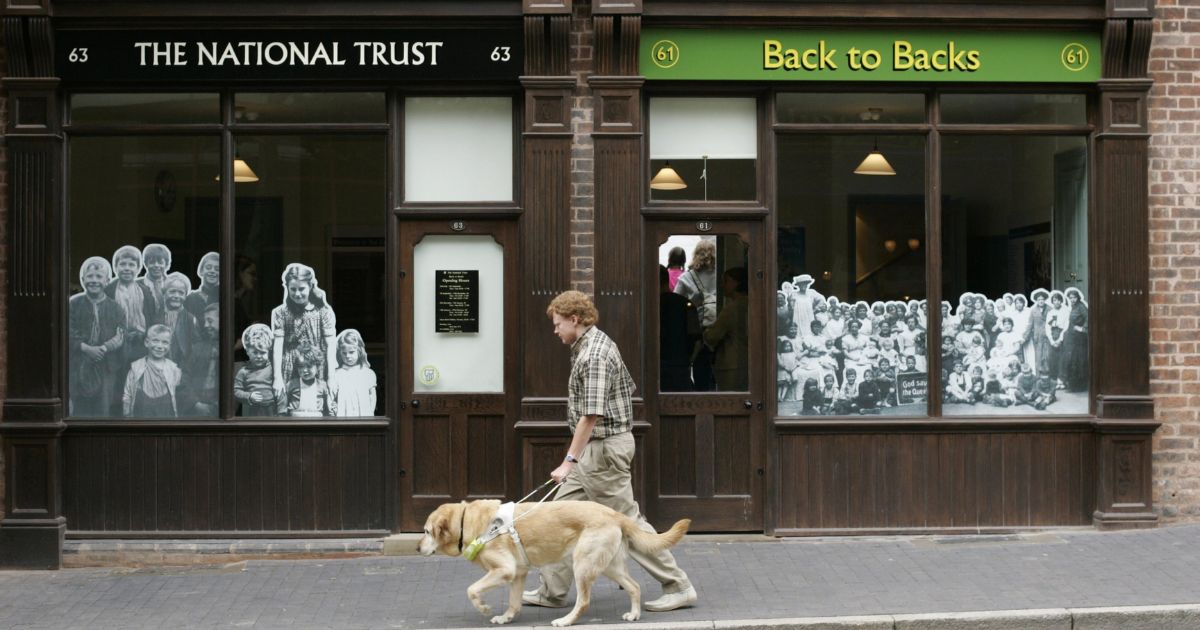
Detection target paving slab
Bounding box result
[2,524,1198,629]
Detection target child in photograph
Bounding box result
[178,302,220,417]
[107,245,160,374]
[1013,363,1040,409]
[140,243,172,312]
[939,335,959,381]
[964,335,987,370]
[69,257,126,417]
[855,367,881,414]
[235,324,277,417]
[875,359,897,407]
[281,344,335,417]
[777,339,798,401]
[900,355,921,375]
[1034,376,1058,410]
[989,317,1023,372]
[800,378,822,414]
[331,329,378,417]
[819,373,840,414]
[122,324,181,418]
[160,272,196,363]
[185,252,220,318]
[983,369,1013,407]
[945,361,971,403]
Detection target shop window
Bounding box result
[70,93,219,125]
[940,136,1088,415]
[775,134,928,416]
[68,136,221,418]
[649,97,757,202]
[232,135,386,417]
[412,235,506,393]
[234,92,385,124]
[658,234,751,392]
[404,96,513,202]
[776,93,924,125]
[940,93,1086,125]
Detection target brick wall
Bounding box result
[570,0,595,295]
[1149,0,1200,521]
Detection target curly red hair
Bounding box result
[546,290,599,327]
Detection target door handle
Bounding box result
[411,399,420,408]
[756,401,764,411]
[743,400,753,410]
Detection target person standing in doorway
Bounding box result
[524,290,698,613]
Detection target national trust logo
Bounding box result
[651,39,680,69]
[1060,42,1089,72]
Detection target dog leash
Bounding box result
[463,479,562,562]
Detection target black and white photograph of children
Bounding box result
[776,274,929,416]
[68,245,219,418]
[940,289,1088,415]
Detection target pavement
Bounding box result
[2,524,1200,629]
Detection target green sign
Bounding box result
[642,28,1099,82]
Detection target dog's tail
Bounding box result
[621,516,691,555]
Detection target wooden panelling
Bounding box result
[466,415,508,497]
[1096,138,1149,399]
[775,430,1096,532]
[413,415,452,496]
[713,416,752,495]
[521,138,572,397]
[62,432,388,535]
[594,138,643,388]
[658,415,696,496]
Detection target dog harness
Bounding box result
[463,502,530,565]
[462,479,559,564]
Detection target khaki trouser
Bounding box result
[532,431,692,600]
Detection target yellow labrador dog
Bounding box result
[418,499,690,627]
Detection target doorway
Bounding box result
[396,218,519,531]
[646,219,767,531]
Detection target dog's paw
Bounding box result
[474,604,492,616]
[489,614,514,625]
[622,611,641,622]
[550,616,575,627]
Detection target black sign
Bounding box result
[435,270,479,334]
[56,28,522,83]
[896,373,928,405]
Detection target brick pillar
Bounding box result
[1148,0,1200,522]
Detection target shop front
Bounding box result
[0,0,1158,569]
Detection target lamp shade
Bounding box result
[650,163,687,190]
[215,158,260,183]
[854,150,896,176]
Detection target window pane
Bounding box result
[69,136,221,418]
[659,234,751,392]
[650,97,757,201]
[235,92,385,124]
[404,97,513,202]
[71,93,219,125]
[776,93,924,124]
[940,93,1086,125]
[941,136,1088,415]
[233,135,386,418]
[413,236,505,393]
[775,135,928,416]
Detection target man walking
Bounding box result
[524,290,698,612]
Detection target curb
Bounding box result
[64,538,384,567]
[428,604,1200,630]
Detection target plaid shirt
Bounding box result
[567,326,635,438]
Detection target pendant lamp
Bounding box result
[215,158,260,183]
[854,138,896,176]
[650,162,687,190]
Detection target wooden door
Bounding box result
[397,218,519,531]
[646,220,767,531]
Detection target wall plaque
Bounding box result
[435,270,479,333]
